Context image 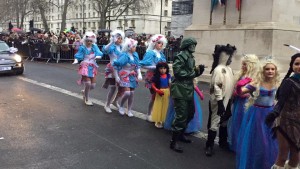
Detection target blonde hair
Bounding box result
[245,59,281,109]
[237,54,260,81]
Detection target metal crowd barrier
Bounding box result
[24,43,178,64]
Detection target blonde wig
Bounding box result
[236,54,260,81]
[146,34,167,51]
[245,58,281,109]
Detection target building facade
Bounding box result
[4,0,172,35]
[170,0,193,38]
[185,0,300,72]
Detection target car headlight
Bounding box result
[14,54,22,62]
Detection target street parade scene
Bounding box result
[0,0,300,169]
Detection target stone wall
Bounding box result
[184,0,300,73]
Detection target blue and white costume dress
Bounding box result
[139,50,166,88]
[75,44,103,78]
[112,52,140,89]
[228,77,250,152]
[236,84,278,169]
[102,43,122,78]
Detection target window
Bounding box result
[165,0,168,7]
[131,20,135,27]
[167,22,171,28]
[88,4,90,10]
[88,22,90,27]
[172,0,193,15]
[164,10,168,16]
[88,13,90,18]
[92,22,95,28]
[124,20,128,27]
[118,20,122,27]
[58,14,60,19]
[76,13,78,18]
[132,10,135,15]
[93,12,95,17]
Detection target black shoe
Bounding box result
[179,134,192,143]
[170,132,183,153]
[205,146,214,157]
[170,140,183,153]
[219,141,230,150]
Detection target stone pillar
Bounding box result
[185,0,300,73]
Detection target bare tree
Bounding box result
[0,0,31,29]
[30,0,56,32]
[19,0,32,28]
[92,0,152,29]
[60,0,74,32]
[0,0,12,23]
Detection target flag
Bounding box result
[211,0,219,12]
[236,0,241,10]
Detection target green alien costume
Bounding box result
[169,37,204,153]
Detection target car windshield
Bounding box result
[0,42,10,52]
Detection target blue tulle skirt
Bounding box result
[228,96,248,152]
[236,105,278,169]
[164,92,203,133]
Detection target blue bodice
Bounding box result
[139,50,166,66]
[254,87,276,107]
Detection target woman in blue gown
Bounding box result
[235,59,280,169]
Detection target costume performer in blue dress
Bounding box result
[236,58,280,169]
[73,32,103,106]
[112,38,142,117]
[164,84,203,133]
[228,54,260,152]
[102,30,125,113]
[139,34,167,122]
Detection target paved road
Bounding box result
[0,61,235,169]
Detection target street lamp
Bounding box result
[160,0,162,34]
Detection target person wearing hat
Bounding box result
[169,37,205,153]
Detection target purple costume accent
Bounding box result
[236,86,278,169]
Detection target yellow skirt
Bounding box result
[151,88,170,123]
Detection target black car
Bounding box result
[0,41,24,75]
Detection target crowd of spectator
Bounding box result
[0,31,183,63]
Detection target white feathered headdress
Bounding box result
[111,30,125,41]
[82,32,97,45]
[122,38,138,52]
[146,34,167,51]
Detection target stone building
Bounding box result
[5,0,172,35]
[185,0,300,72]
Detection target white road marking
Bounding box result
[17,76,218,142]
